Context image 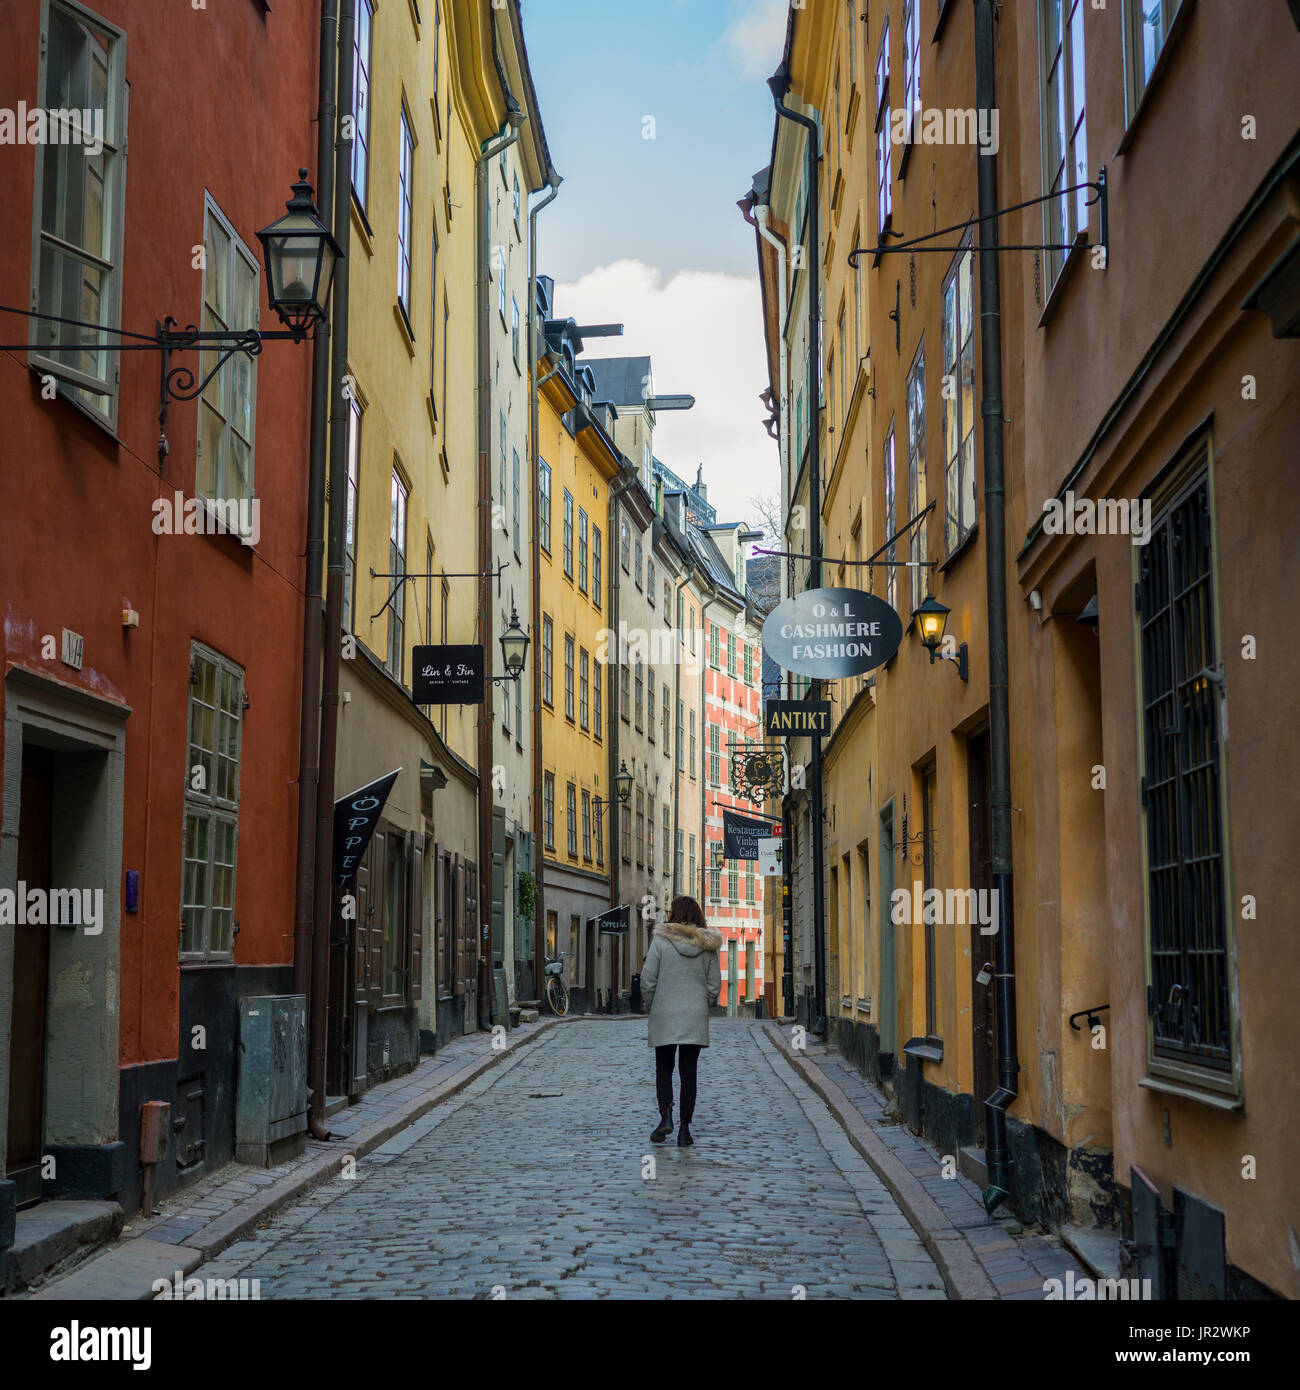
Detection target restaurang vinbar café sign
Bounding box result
[761,587,903,679]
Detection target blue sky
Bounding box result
[522,0,788,525]
[525,0,783,282]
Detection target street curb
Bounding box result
[32,1019,558,1301]
[761,1021,997,1301]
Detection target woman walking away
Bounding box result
[639,895,722,1147]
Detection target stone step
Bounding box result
[3,1200,123,1293]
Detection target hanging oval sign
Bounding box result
[762,587,903,678]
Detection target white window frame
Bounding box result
[1038,0,1089,290]
[352,0,375,209]
[942,241,977,554]
[906,341,928,615]
[180,642,244,962]
[197,195,260,518]
[29,0,128,425]
[397,105,415,316]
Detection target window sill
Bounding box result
[898,134,914,180]
[937,523,978,575]
[394,301,416,356]
[1036,229,1091,329]
[1138,1074,1241,1111]
[350,194,375,255]
[902,1035,944,1062]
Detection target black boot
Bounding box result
[677,1119,693,1147]
[650,1107,673,1143]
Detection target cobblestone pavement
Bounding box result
[197,1019,949,1300]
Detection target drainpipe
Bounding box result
[308,0,354,1138]
[528,176,562,1001]
[670,562,691,896]
[770,68,827,1034]
[293,0,338,1002]
[745,200,790,525]
[605,469,638,1010]
[974,0,1019,1214]
[475,102,525,1029]
[698,593,718,905]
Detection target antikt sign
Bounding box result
[762,587,902,678]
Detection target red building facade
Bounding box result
[0,0,318,1241]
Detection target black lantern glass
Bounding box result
[615,761,633,804]
[255,169,340,334]
[500,606,530,679]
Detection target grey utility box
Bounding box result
[235,995,308,1166]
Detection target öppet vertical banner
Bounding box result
[333,769,401,888]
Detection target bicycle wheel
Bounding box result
[546,975,569,1018]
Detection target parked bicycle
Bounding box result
[543,953,570,1017]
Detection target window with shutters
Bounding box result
[180,643,243,960]
[1137,456,1235,1084]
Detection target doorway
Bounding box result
[8,746,54,1206]
[967,728,996,1145]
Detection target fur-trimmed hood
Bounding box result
[655,921,723,956]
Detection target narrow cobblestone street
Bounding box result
[197,1021,948,1300]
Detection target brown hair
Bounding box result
[668,895,707,930]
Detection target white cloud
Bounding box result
[554,259,778,528]
[719,0,787,81]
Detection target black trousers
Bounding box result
[655,1044,701,1122]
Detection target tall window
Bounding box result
[181,644,243,959]
[709,841,722,901]
[728,861,739,904]
[512,448,521,556]
[902,0,920,145]
[344,394,362,632]
[592,526,603,607]
[942,245,977,553]
[620,519,630,571]
[635,789,645,866]
[198,201,259,513]
[539,460,551,551]
[709,623,719,668]
[634,537,643,588]
[541,615,553,706]
[846,0,858,84]
[677,701,685,771]
[1124,0,1184,118]
[381,832,406,997]
[709,723,721,786]
[906,344,928,614]
[662,685,671,751]
[676,830,684,886]
[689,710,697,779]
[648,558,656,604]
[648,798,655,873]
[689,835,697,891]
[634,661,644,731]
[397,108,414,317]
[883,425,898,611]
[594,795,604,864]
[1039,0,1089,289]
[428,223,439,399]
[621,664,630,721]
[499,410,507,512]
[30,0,127,423]
[665,580,672,622]
[648,681,656,742]
[543,773,555,850]
[388,470,408,682]
[511,295,520,365]
[581,790,592,861]
[874,16,892,232]
[578,509,589,592]
[352,0,375,208]
[663,807,671,879]
[593,661,603,739]
[621,802,632,863]
[744,643,753,686]
[579,648,590,731]
[567,783,578,857]
[563,489,574,577]
[564,634,575,721]
[727,629,737,678]
[1138,464,1232,1075]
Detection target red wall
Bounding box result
[0,0,319,1068]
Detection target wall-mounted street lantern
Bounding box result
[496,605,531,684]
[255,169,341,334]
[0,169,337,449]
[593,763,634,822]
[914,593,968,682]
